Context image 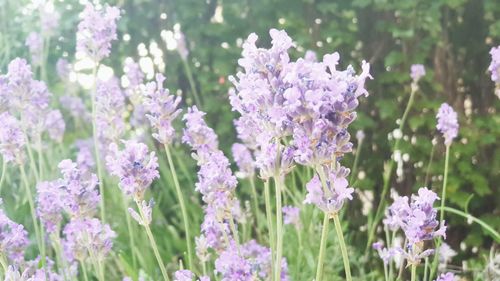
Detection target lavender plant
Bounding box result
[0,2,498,281]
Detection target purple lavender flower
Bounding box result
[488,45,500,82]
[76,3,120,61]
[62,217,116,262]
[75,139,95,174]
[214,243,253,281]
[436,103,459,146]
[143,74,182,144]
[41,7,60,35]
[182,106,218,151]
[176,30,189,61]
[0,203,29,265]
[254,143,294,180]
[56,58,71,81]
[229,29,371,173]
[96,77,126,153]
[60,95,91,122]
[434,272,456,281]
[231,143,255,178]
[282,206,301,228]
[372,241,397,265]
[25,32,43,66]
[128,199,154,226]
[410,64,426,82]
[303,166,354,215]
[44,110,66,143]
[106,140,159,200]
[195,235,211,263]
[384,188,446,265]
[0,112,26,163]
[124,60,144,89]
[57,159,100,218]
[36,181,64,233]
[174,270,195,281]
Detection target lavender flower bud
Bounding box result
[25,32,43,66]
[231,143,255,178]
[76,4,120,61]
[0,203,29,265]
[106,140,159,200]
[436,103,459,146]
[143,74,182,144]
[0,112,26,163]
[434,272,457,281]
[410,64,426,83]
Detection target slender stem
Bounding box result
[0,158,6,193]
[411,264,417,281]
[383,264,389,281]
[264,180,275,273]
[182,59,202,107]
[136,201,170,281]
[274,174,284,281]
[424,144,436,187]
[90,63,106,223]
[366,84,417,251]
[349,138,363,183]
[333,213,352,281]
[164,144,193,271]
[19,163,43,256]
[122,195,137,269]
[294,227,303,280]
[249,176,262,241]
[423,257,429,281]
[37,132,43,179]
[439,145,450,224]
[81,261,90,281]
[430,145,451,280]
[315,213,330,281]
[438,206,500,241]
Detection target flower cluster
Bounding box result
[372,241,398,265]
[0,112,26,163]
[0,202,29,265]
[76,3,120,61]
[95,77,126,154]
[304,165,354,216]
[488,45,500,83]
[25,32,43,66]
[383,188,446,265]
[63,218,116,262]
[231,143,255,178]
[143,74,182,144]
[434,272,457,281]
[436,103,459,146]
[229,29,371,171]
[106,140,159,200]
[282,206,301,229]
[214,240,289,281]
[410,64,426,83]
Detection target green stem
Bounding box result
[136,201,170,281]
[333,214,352,281]
[438,206,500,242]
[430,145,451,280]
[424,143,436,187]
[411,264,417,281]
[122,195,137,269]
[249,176,262,241]
[182,59,202,107]
[315,213,330,281]
[294,227,303,280]
[423,258,429,281]
[264,180,275,273]
[0,158,6,193]
[90,63,106,223]
[81,261,90,281]
[349,138,363,183]
[366,84,417,251]
[274,174,284,281]
[439,145,450,224]
[19,163,43,257]
[164,144,193,271]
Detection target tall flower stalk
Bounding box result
[143,74,193,270]
[366,64,425,251]
[76,3,120,222]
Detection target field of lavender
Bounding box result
[0,0,499,281]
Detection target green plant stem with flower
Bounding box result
[366,81,418,251]
[90,63,106,223]
[135,200,170,281]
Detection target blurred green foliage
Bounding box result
[1,0,499,279]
